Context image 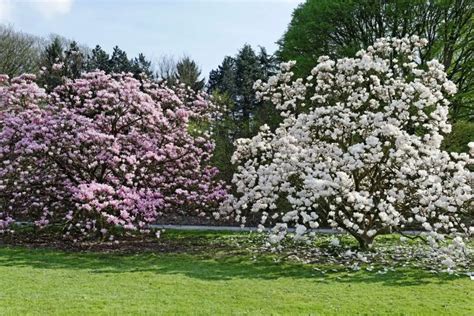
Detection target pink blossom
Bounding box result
[0,71,228,238]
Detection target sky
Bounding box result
[0,0,304,77]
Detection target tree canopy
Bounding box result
[226,37,472,255]
[278,0,473,119]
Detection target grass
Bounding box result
[0,230,472,315]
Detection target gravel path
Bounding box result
[151,224,421,235]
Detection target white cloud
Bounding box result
[0,0,73,22]
[32,0,74,19]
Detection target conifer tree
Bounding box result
[110,46,131,73]
[87,45,111,72]
[38,37,64,91]
[176,56,205,91]
[131,53,154,78]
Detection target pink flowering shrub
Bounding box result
[0,71,227,238]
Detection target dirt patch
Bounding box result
[0,230,236,255]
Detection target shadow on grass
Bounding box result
[0,246,463,286]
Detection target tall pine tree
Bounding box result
[234,45,263,135]
[38,37,64,91]
[64,41,85,79]
[208,56,237,100]
[131,53,154,78]
[209,44,276,138]
[207,44,278,183]
[175,56,205,91]
[109,46,131,73]
[87,45,111,72]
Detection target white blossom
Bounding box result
[223,37,472,265]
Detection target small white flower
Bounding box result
[329,237,340,247]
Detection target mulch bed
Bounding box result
[0,229,236,255]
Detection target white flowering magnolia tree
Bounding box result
[224,36,473,251]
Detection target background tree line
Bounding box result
[0,24,206,93]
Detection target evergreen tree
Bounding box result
[131,53,153,78]
[39,38,87,91]
[43,37,64,67]
[209,90,238,183]
[208,56,237,98]
[38,37,64,91]
[207,44,278,184]
[175,56,205,91]
[208,44,277,138]
[257,46,277,79]
[109,46,131,73]
[234,44,264,135]
[64,41,85,79]
[87,45,110,72]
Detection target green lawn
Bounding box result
[0,231,472,315]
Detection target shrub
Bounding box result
[0,72,227,238]
[224,37,473,255]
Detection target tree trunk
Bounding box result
[355,235,374,251]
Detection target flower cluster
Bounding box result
[0,71,227,238]
[224,37,473,259]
